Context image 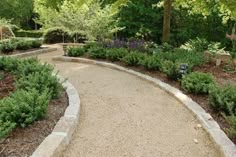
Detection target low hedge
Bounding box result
[181,72,215,94]
[15,30,43,38]
[0,57,63,139]
[0,38,42,53]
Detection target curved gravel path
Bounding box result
[36,48,220,157]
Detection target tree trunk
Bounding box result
[162,0,172,43]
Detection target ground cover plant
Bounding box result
[0,57,63,139]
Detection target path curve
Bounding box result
[36,49,220,157]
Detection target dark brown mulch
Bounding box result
[0,71,15,99]
[0,91,68,157]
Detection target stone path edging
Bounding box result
[7,47,57,58]
[31,78,81,157]
[52,56,236,157]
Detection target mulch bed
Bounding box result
[84,57,236,144]
[0,72,68,157]
[0,72,15,99]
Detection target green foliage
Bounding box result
[35,0,127,40]
[0,57,63,139]
[106,48,128,61]
[31,40,43,48]
[88,46,107,59]
[0,120,16,139]
[141,55,162,70]
[160,60,181,80]
[15,40,32,50]
[181,72,215,94]
[15,30,43,38]
[43,27,70,44]
[0,89,50,128]
[66,46,86,57]
[207,42,225,55]
[122,52,146,66]
[180,38,209,52]
[0,0,34,26]
[116,0,162,43]
[154,48,205,71]
[225,115,236,139]
[0,40,16,54]
[209,85,236,116]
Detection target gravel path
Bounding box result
[36,48,220,157]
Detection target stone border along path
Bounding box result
[31,79,80,157]
[52,56,236,157]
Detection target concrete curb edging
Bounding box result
[5,47,57,58]
[52,56,236,157]
[31,78,80,157]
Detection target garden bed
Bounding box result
[0,92,68,157]
[0,57,68,156]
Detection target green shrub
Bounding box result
[209,85,236,116]
[15,30,43,38]
[122,52,146,66]
[84,42,100,51]
[225,116,236,139]
[0,57,18,72]
[0,57,63,139]
[0,40,15,53]
[161,60,181,80]
[0,89,50,128]
[15,40,32,50]
[141,55,162,70]
[180,37,209,52]
[66,46,86,57]
[0,120,16,139]
[181,72,215,94]
[106,48,128,61]
[88,46,107,59]
[31,40,42,48]
[43,27,70,44]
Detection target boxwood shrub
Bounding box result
[181,72,215,94]
[0,57,63,139]
[0,40,16,54]
[106,48,128,61]
[66,46,86,57]
[122,52,146,66]
[141,55,162,70]
[209,85,236,116]
[88,46,107,59]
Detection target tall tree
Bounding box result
[162,0,172,42]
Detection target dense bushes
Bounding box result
[209,85,236,116]
[43,27,86,44]
[15,30,43,38]
[88,46,107,59]
[0,38,42,53]
[0,57,62,139]
[141,55,161,70]
[43,27,70,44]
[181,72,215,94]
[122,52,145,66]
[66,46,86,57]
[0,40,16,53]
[106,48,128,61]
